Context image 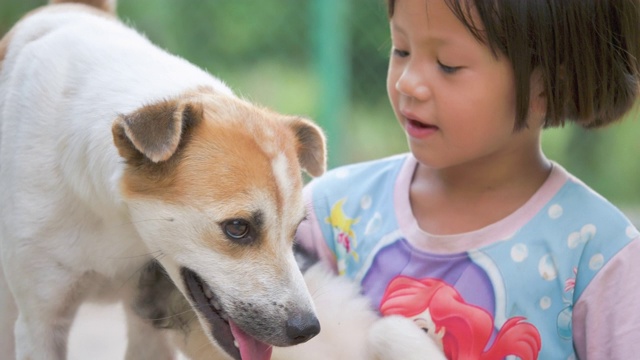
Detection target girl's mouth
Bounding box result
[405,118,439,138]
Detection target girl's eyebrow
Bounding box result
[390,22,454,48]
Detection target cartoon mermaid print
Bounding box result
[380,276,542,360]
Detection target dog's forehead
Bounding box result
[180,98,305,216]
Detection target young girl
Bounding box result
[295,0,640,359]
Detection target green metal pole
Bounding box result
[312,0,350,169]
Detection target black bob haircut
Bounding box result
[387,0,640,130]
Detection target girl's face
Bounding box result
[387,0,540,170]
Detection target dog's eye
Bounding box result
[223,219,250,240]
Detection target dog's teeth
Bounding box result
[210,299,221,310]
[234,340,239,348]
[204,288,213,299]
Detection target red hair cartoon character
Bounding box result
[380,276,541,360]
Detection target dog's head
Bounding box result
[112,87,326,360]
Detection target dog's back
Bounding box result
[1,0,232,217]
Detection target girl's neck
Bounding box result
[410,149,552,235]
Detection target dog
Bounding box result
[0,0,327,359]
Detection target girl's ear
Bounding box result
[529,68,547,122]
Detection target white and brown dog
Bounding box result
[0,0,326,359]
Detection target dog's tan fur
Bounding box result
[0,30,12,68]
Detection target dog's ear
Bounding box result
[112,99,203,163]
[287,117,327,177]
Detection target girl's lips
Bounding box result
[404,117,439,139]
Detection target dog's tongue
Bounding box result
[229,321,272,360]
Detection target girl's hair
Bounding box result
[387,0,640,130]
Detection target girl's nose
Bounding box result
[396,66,431,102]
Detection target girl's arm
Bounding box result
[572,238,640,359]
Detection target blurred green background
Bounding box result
[2,0,638,222]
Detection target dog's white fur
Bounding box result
[0,1,327,359]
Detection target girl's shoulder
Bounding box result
[547,164,634,231]
[307,153,412,198]
[502,163,639,297]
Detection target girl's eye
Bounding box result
[437,60,461,74]
[392,48,410,58]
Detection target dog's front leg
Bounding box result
[125,261,184,360]
[123,305,177,360]
[10,276,83,360]
[0,262,18,359]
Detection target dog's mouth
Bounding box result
[181,268,272,360]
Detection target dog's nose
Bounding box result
[286,312,320,344]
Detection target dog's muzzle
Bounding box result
[181,267,319,360]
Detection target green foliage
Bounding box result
[348,0,390,101]
[0,0,42,35]
[116,0,309,75]
[542,110,640,206]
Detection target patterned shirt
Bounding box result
[296,153,640,360]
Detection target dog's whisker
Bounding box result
[183,311,199,325]
[144,308,195,322]
[192,338,216,356]
[93,218,175,232]
[107,249,163,260]
[117,252,166,291]
[309,284,335,300]
[116,217,175,227]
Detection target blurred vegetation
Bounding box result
[1,1,638,214]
